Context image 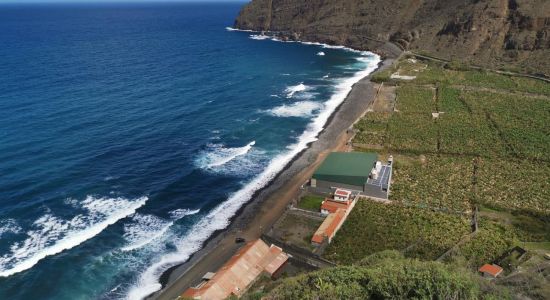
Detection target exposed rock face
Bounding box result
[235,0,550,75]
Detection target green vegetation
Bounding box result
[522,241,550,251]
[262,57,549,300]
[324,201,470,263]
[413,62,550,96]
[387,113,438,153]
[476,159,550,213]
[353,57,550,215]
[245,251,506,300]
[370,69,391,83]
[391,155,473,212]
[447,218,516,269]
[396,85,435,113]
[461,91,550,160]
[297,195,324,211]
[353,112,389,145]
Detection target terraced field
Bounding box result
[354,58,550,214]
[341,57,549,271]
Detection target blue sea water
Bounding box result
[0,2,380,299]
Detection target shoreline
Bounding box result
[151,57,396,300]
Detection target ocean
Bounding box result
[0,2,380,299]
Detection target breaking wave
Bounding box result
[120,209,198,252]
[168,208,200,220]
[317,51,325,56]
[284,83,309,98]
[224,27,254,32]
[196,141,256,169]
[268,101,323,118]
[0,196,147,277]
[125,46,381,300]
[249,34,270,40]
[121,214,172,252]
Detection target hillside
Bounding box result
[242,251,508,299]
[234,0,550,75]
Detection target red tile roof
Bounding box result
[312,209,347,244]
[321,199,351,214]
[335,189,351,196]
[324,209,346,239]
[478,264,503,277]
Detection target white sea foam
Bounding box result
[284,83,309,98]
[196,141,256,169]
[121,209,200,252]
[224,27,254,32]
[168,208,200,220]
[268,101,323,118]
[121,214,172,252]
[0,219,21,238]
[249,34,270,40]
[317,51,325,56]
[0,196,147,277]
[125,48,381,300]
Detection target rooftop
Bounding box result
[312,208,347,244]
[335,189,351,197]
[182,240,288,299]
[478,264,504,277]
[313,152,378,187]
[321,199,351,214]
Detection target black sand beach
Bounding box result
[152,58,396,300]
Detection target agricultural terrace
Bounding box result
[355,57,550,215]
[446,217,517,269]
[323,200,470,264]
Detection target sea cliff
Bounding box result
[235,0,550,75]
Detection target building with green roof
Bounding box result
[311,152,392,199]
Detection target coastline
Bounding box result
[151,57,396,300]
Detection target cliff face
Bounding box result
[235,0,550,75]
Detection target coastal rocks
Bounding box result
[235,0,550,75]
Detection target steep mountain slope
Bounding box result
[235,0,550,75]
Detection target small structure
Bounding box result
[478,264,504,278]
[311,152,392,199]
[320,189,353,215]
[320,198,352,215]
[334,189,351,202]
[182,239,288,300]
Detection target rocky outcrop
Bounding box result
[235,0,550,75]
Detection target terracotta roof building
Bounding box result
[334,189,351,202]
[182,240,288,300]
[478,264,504,278]
[312,208,347,245]
[320,198,351,215]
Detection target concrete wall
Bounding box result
[314,180,388,199]
[314,180,363,193]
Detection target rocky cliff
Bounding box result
[235,0,550,75]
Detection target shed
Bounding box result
[478,264,503,278]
